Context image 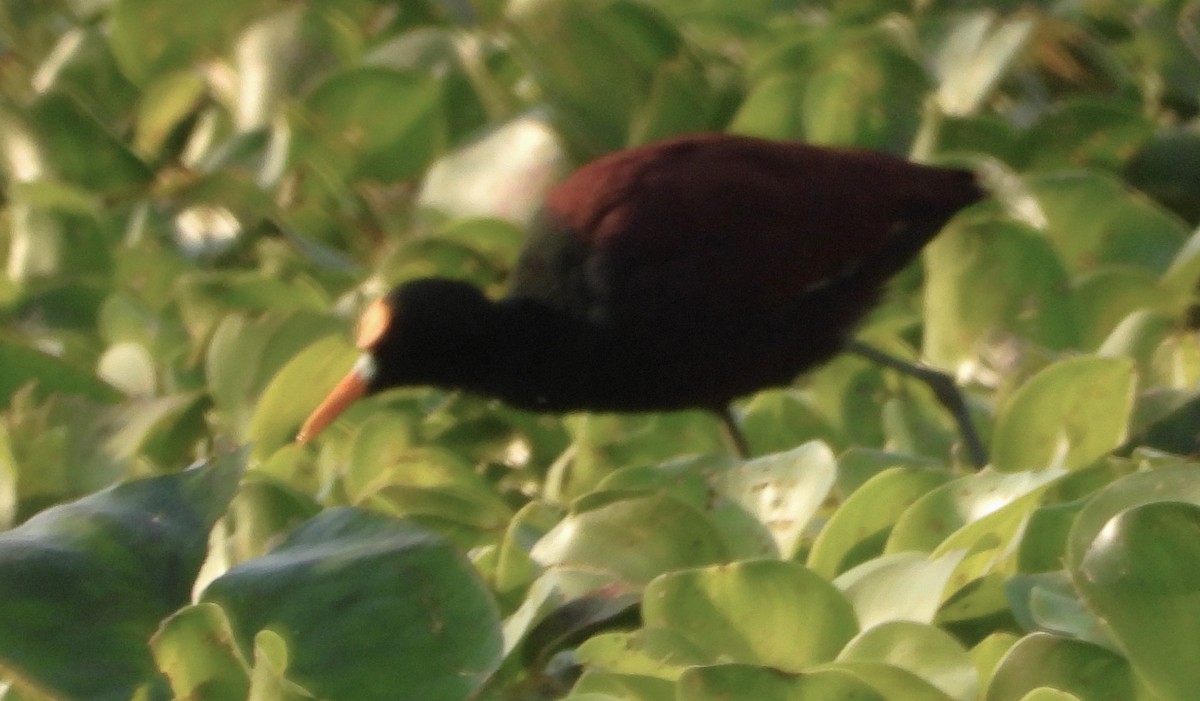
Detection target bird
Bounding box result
[297,133,988,465]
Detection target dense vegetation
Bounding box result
[0,0,1198,699]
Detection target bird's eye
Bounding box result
[356,297,393,349]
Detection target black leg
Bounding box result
[847,340,989,468]
[718,406,751,459]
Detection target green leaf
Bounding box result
[202,507,502,701]
[970,633,1019,688]
[349,415,514,546]
[802,40,928,150]
[984,633,1134,701]
[531,494,728,585]
[104,391,210,469]
[643,560,857,670]
[1065,464,1200,570]
[838,621,977,700]
[247,335,359,459]
[931,10,1034,117]
[1073,268,1167,349]
[1016,502,1086,574]
[1030,171,1190,276]
[737,390,838,461]
[576,628,709,682]
[0,340,120,405]
[628,56,719,144]
[834,551,967,630]
[711,441,837,559]
[809,467,952,578]
[570,670,673,701]
[1160,224,1200,298]
[4,91,151,193]
[109,0,272,84]
[729,74,809,141]
[922,216,1079,369]
[207,311,343,438]
[678,664,886,701]
[888,468,1066,553]
[0,452,244,700]
[133,70,207,157]
[1072,501,1200,701]
[1021,98,1154,172]
[807,661,955,700]
[150,603,251,700]
[304,66,445,181]
[1017,688,1082,701]
[991,356,1135,472]
[32,27,138,124]
[1005,572,1111,650]
[248,630,319,700]
[507,0,686,153]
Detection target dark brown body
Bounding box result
[365,134,984,415]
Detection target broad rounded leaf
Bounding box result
[888,468,1066,553]
[802,41,927,150]
[570,670,672,700]
[991,356,1135,472]
[576,628,709,682]
[202,507,502,701]
[678,663,885,701]
[984,633,1133,701]
[809,467,952,577]
[923,216,1078,369]
[0,453,243,700]
[248,336,358,458]
[838,621,977,700]
[304,66,444,181]
[1072,501,1200,701]
[1073,268,1166,349]
[834,551,967,630]
[712,441,837,558]
[643,559,857,670]
[151,603,251,700]
[348,414,513,542]
[1005,572,1110,650]
[531,494,728,585]
[811,661,955,700]
[1029,171,1189,276]
[1066,464,1200,571]
[507,0,685,153]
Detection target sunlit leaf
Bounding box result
[834,551,967,630]
[809,467,952,578]
[644,560,857,670]
[991,356,1135,472]
[932,10,1035,117]
[678,664,886,701]
[531,494,728,585]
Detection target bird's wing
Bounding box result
[512,134,981,325]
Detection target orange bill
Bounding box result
[296,355,377,443]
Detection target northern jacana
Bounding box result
[298,133,987,465]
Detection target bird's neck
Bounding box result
[456,298,610,411]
